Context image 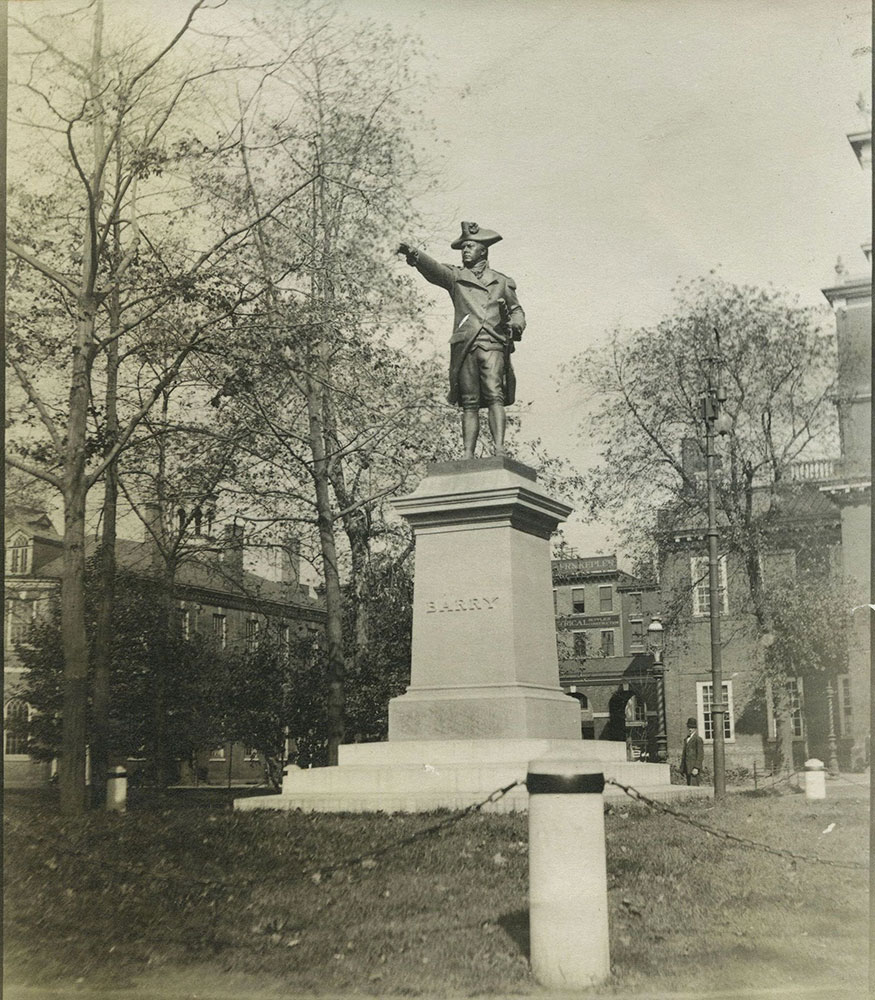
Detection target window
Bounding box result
[600,630,614,656]
[571,588,585,614]
[839,676,852,736]
[244,747,259,761]
[690,555,728,617]
[696,681,735,743]
[767,677,804,739]
[4,698,30,757]
[572,631,587,658]
[628,592,643,615]
[212,614,227,649]
[625,695,647,724]
[7,599,37,649]
[629,620,645,649]
[246,618,260,652]
[599,586,613,612]
[6,534,30,575]
[209,746,226,761]
[177,608,191,641]
[787,677,804,738]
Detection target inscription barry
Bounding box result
[424,596,500,613]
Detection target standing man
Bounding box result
[680,716,704,786]
[398,221,526,459]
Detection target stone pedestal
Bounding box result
[388,457,580,740]
[234,458,700,814]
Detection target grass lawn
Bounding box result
[3,783,868,997]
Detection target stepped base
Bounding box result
[388,686,581,740]
[234,739,711,813]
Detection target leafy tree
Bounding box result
[222,625,329,788]
[342,555,415,744]
[6,0,318,813]
[569,276,841,768]
[200,6,448,764]
[19,562,225,783]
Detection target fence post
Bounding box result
[106,766,128,813]
[527,760,610,989]
[804,758,826,800]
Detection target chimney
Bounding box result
[222,523,244,586]
[282,535,301,589]
[143,501,166,572]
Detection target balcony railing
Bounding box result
[788,459,838,483]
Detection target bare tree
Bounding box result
[6,0,317,813]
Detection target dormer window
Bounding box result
[6,533,30,575]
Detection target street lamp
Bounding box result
[825,679,840,776]
[700,351,731,802]
[647,616,668,762]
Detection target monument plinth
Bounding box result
[235,458,689,814]
[388,457,580,740]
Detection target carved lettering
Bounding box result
[424,596,500,612]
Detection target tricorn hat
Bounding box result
[451,220,502,249]
[686,717,698,728]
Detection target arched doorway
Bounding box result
[566,689,595,740]
[604,686,650,759]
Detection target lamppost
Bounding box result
[700,352,732,802]
[647,616,668,762]
[825,679,840,776]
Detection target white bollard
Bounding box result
[527,760,610,990]
[804,758,826,800]
[106,765,128,812]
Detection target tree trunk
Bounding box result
[59,0,105,816]
[773,680,794,774]
[323,400,372,668]
[305,373,346,765]
[148,557,177,788]
[58,331,93,816]
[91,278,120,808]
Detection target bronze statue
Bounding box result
[398,222,526,459]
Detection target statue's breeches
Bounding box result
[457,346,506,410]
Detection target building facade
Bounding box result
[655,483,845,773]
[552,554,663,759]
[3,507,325,788]
[819,126,872,767]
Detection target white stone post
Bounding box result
[106,765,128,812]
[527,760,610,989]
[804,758,826,800]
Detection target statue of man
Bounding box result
[398,221,526,459]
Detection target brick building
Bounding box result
[655,480,845,773]
[552,554,663,759]
[4,506,325,787]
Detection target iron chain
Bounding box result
[604,778,868,871]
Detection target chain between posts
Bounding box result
[604,777,868,871]
[6,772,866,895]
[4,779,527,893]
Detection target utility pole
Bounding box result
[700,354,729,801]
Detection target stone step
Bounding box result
[235,780,710,814]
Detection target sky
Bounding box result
[11,0,871,571]
[337,0,871,559]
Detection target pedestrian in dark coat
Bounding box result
[680,716,704,786]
